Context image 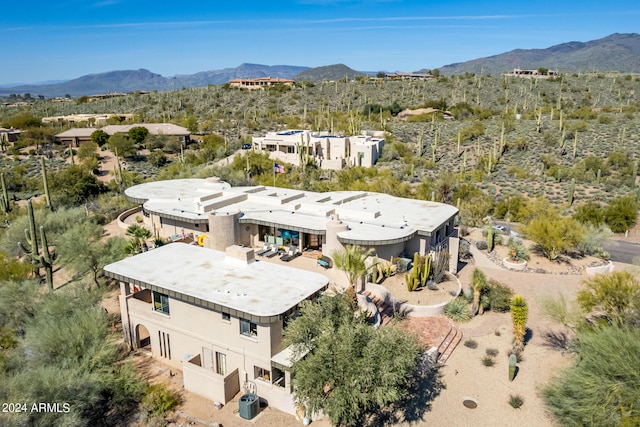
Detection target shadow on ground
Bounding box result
[361,366,446,426]
[541,329,573,352]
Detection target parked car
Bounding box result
[241,143,251,149]
[493,224,519,237]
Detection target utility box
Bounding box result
[238,393,259,420]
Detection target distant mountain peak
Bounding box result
[435,33,640,76]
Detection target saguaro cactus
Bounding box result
[568,178,576,206]
[18,199,55,290]
[18,199,39,260]
[38,225,54,290]
[40,156,53,211]
[0,172,10,214]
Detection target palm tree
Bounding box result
[331,245,376,294]
[125,224,152,255]
[470,268,487,317]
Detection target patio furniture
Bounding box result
[255,244,271,256]
[263,246,279,258]
[281,246,300,262]
[317,255,332,269]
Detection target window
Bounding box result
[240,319,257,337]
[254,366,270,382]
[222,312,230,322]
[153,291,170,315]
[272,367,286,388]
[158,331,171,359]
[216,352,227,375]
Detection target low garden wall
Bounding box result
[502,258,528,271]
[585,261,614,275]
[364,273,461,318]
[117,206,142,230]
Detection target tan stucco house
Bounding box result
[252,129,384,170]
[55,123,190,147]
[123,178,459,268]
[104,243,328,415]
[229,77,294,90]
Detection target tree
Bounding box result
[50,165,105,205]
[604,195,638,233]
[181,115,198,133]
[576,271,640,327]
[56,221,126,286]
[285,294,422,426]
[331,245,376,293]
[108,133,137,157]
[522,209,584,260]
[543,326,640,426]
[77,141,99,164]
[573,201,605,226]
[125,224,152,255]
[128,126,149,145]
[90,129,109,147]
[0,284,145,426]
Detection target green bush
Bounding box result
[142,383,182,417]
[445,297,471,323]
[483,280,514,312]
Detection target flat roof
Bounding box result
[104,244,328,318]
[125,179,458,241]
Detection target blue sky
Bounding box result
[2,0,639,85]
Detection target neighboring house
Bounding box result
[504,68,559,79]
[0,127,21,147]
[252,129,384,170]
[54,123,191,146]
[101,123,190,145]
[53,127,96,146]
[123,178,460,271]
[384,72,433,81]
[229,77,294,90]
[104,243,328,415]
[42,113,134,125]
[396,108,454,121]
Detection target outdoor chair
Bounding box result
[280,246,299,262]
[263,246,279,258]
[255,244,271,256]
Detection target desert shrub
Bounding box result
[604,195,638,233]
[481,355,495,367]
[485,348,499,357]
[463,338,478,349]
[142,383,182,418]
[543,326,640,425]
[573,201,605,226]
[509,394,524,409]
[445,298,471,323]
[431,249,449,283]
[475,240,488,250]
[483,280,514,312]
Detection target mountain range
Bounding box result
[2,33,639,98]
[435,33,640,76]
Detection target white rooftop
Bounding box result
[104,243,328,317]
[125,178,457,242]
